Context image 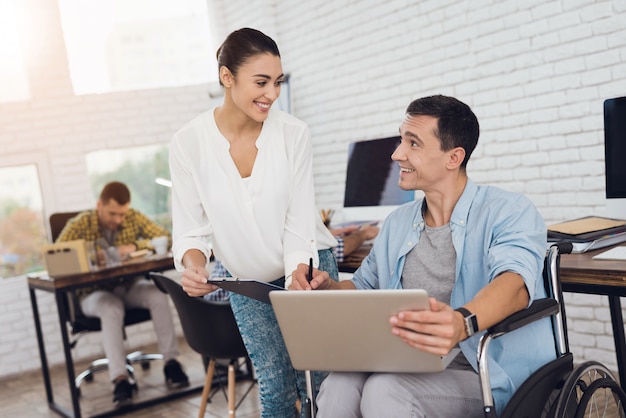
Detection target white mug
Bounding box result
[151,236,169,256]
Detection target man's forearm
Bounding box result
[462,272,530,332]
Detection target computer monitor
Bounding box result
[340,136,415,223]
[604,97,626,219]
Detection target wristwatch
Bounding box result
[455,307,479,338]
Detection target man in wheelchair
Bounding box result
[291,95,555,417]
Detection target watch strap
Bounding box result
[455,307,479,337]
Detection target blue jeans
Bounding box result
[229,249,338,418]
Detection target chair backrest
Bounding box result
[150,273,248,360]
[48,211,85,326]
[49,211,82,242]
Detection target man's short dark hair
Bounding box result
[99,181,131,205]
[406,95,479,168]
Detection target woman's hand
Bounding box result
[181,265,218,297]
[289,263,355,291]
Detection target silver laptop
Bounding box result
[269,289,459,373]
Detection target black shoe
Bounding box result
[164,359,189,388]
[112,378,136,407]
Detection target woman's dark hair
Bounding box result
[216,28,280,86]
[406,95,480,168]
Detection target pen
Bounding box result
[307,257,313,283]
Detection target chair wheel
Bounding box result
[85,374,94,383]
[141,361,150,370]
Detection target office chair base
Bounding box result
[74,351,163,391]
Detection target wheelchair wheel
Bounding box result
[552,361,626,418]
[575,377,626,418]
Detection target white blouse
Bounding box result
[169,107,336,283]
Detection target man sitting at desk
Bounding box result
[56,181,189,407]
[291,95,555,417]
[328,223,380,264]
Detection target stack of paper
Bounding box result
[547,216,626,253]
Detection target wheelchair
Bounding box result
[479,243,626,417]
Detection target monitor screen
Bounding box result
[342,136,414,222]
[604,97,626,199]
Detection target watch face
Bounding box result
[467,314,478,334]
[455,307,478,337]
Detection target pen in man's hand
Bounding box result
[307,257,313,283]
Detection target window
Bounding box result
[0,0,30,103]
[0,165,46,278]
[57,0,216,95]
[86,144,171,231]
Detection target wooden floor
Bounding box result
[0,338,261,418]
[6,338,624,418]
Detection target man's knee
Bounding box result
[360,374,414,416]
[145,285,169,309]
[81,291,124,319]
[317,373,368,418]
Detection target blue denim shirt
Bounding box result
[352,179,555,414]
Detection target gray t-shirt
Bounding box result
[401,223,455,302]
[401,223,473,371]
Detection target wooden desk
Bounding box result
[27,255,201,418]
[559,247,626,390]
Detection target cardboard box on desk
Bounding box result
[42,239,91,276]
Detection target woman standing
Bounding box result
[169,28,338,417]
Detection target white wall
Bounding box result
[0,0,215,378]
[1,0,625,378]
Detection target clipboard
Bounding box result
[208,278,285,304]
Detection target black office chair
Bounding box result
[49,211,163,392]
[150,273,256,418]
[479,243,626,417]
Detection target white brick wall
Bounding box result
[1,0,625,379]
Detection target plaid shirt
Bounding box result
[56,208,171,298]
[56,209,170,250]
[333,236,345,262]
[204,260,232,302]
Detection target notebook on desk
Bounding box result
[548,216,626,242]
[592,246,626,261]
[269,289,459,372]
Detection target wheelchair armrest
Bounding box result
[486,298,559,337]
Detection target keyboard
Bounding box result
[592,246,626,261]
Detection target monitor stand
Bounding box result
[606,198,626,220]
[338,205,399,226]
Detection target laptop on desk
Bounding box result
[269,289,459,373]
